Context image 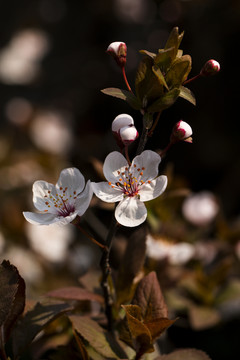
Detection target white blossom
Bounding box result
[23,167,93,226]
[92,150,167,227]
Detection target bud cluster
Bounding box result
[112,113,138,149]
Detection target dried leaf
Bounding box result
[0,260,25,345]
[155,348,212,360]
[45,286,104,304]
[132,271,168,320]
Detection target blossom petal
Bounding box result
[131,150,161,182]
[140,175,167,202]
[92,181,123,203]
[23,211,59,225]
[103,151,128,183]
[56,167,85,194]
[75,180,93,216]
[115,197,147,227]
[32,180,58,212]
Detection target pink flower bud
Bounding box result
[112,113,134,132]
[106,41,127,68]
[200,59,220,77]
[119,125,138,145]
[171,120,193,143]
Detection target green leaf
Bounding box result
[154,47,176,73]
[11,301,72,358]
[101,87,141,110]
[165,55,192,87]
[164,27,184,61]
[0,260,25,346]
[155,348,212,360]
[152,65,169,90]
[135,57,164,106]
[139,49,156,59]
[69,315,126,359]
[179,85,196,105]
[147,88,180,113]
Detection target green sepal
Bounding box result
[147,88,180,113]
[179,85,196,105]
[101,87,141,110]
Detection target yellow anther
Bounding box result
[108,182,111,185]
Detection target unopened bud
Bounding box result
[171,120,193,143]
[112,113,133,132]
[107,41,127,68]
[120,125,138,145]
[200,59,220,77]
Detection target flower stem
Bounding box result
[73,218,106,249]
[122,66,132,92]
[183,73,201,85]
[148,110,162,137]
[136,125,149,156]
[100,214,118,331]
[124,146,131,166]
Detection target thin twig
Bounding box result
[100,214,118,331]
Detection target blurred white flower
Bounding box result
[0,29,50,84]
[146,234,195,265]
[182,191,219,226]
[30,110,73,154]
[5,97,33,126]
[26,222,73,263]
[1,246,43,284]
[0,160,43,190]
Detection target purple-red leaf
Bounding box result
[132,271,168,320]
[0,260,25,345]
[11,301,72,358]
[45,286,104,304]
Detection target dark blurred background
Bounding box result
[0,1,239,358]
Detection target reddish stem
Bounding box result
[183,73,201,85]
[122,66,132,92]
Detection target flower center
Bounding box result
[43,186,77,217]
[108,165,150,198]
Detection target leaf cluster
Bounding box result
[102,27,195,115]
